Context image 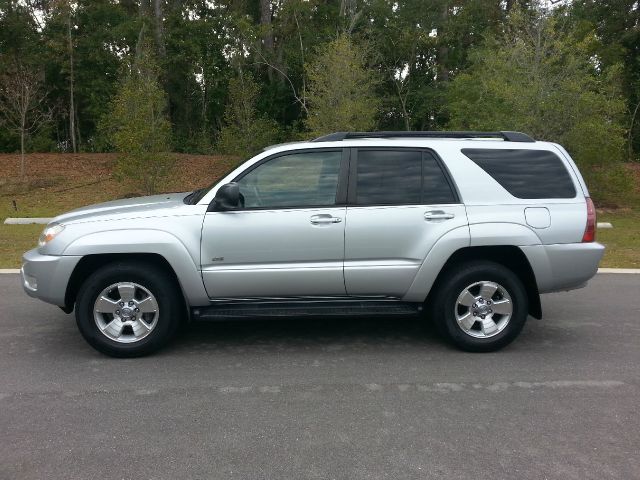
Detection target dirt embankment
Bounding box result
[0,153,239,217]
[0,153,238,191]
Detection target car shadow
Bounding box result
[164,315,447,353]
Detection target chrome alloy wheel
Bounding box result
[93,282,159,344]
[454,281,513,339]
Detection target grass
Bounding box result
[597,211,640,268]
[0,153,638,269]
[0,152,239,268]
[0,224,42,266]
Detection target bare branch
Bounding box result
[253,52,309,115]
[0,62,51,176]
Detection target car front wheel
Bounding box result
[75,261,182,357]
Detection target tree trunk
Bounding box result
[629,100,640,161]
[260,0,274,82]
[402,100,410,131]
[260,0,274,53]
[67,12,77,153]
[75,104,82,146]
[153,0,166,57]
[394,77,411,131]
[437,2,449,84]
[20,129,25,178]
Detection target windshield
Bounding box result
[183,162,243,205]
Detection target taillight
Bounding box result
[582,197,596,242]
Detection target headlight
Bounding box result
[38,223,65,247]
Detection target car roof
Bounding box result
[263,137,557,155]
[262,131,555,153]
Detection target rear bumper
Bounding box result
[21,249,82,307]
[521,242,605,293]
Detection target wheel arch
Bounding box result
[60,229,210,311]
[64,253,191,315]
[425,246,542,319]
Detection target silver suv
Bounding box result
[21,131,604,357]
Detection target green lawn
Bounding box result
[0,152,238,268]
[0,224,42,267]
[597,211,640,268]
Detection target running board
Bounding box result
[192,300,422,321]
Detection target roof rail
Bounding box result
[311,131,535,143]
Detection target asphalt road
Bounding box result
[1,274,639,480]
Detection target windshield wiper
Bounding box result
[183,188,203,205]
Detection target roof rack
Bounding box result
[311,131,535,143]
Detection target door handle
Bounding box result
[310,214,342,225]
[424,210,455,221]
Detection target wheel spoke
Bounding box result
[102,318,124,339]
[117,283,136,302]
[95,296,118,313]
[457,311,475,330]
[137,296,158,314]
[480,318,498,336]
[131,318,151,338]
[479,282,498,299]
[458,289,476,307]
[491,299,512,316]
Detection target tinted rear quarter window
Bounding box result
[461,148,576,199]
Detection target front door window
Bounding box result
[237,151,342,209]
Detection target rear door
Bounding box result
[344,148,468,297]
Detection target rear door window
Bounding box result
[353,149,457,205]
[461,148,576,199]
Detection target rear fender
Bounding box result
[402,225,470,302]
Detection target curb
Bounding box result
[4,218,52,225]
[597,268,640,274]
[0,269,20,274]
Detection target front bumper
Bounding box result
[21,249,82,307]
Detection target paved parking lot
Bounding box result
[1,273,639,480]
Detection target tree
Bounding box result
[217,74,281,159]
[100,45,174,195]
[304,35,380,137]
[569,0,640,159]
[447,7,630,204]
[0,62,51,177]
[65,0,77,153]
[41,0,141,151]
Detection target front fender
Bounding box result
[62,229,210,306]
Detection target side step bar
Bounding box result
[192,300,423,321]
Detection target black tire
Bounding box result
[429,261,528,352]
[75,261,183,357]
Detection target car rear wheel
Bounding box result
[75,261,182,357]
[430,261,528,352]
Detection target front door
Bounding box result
[201,149,347,298]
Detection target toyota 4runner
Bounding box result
[21,131,604,357]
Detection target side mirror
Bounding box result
[211,182,242,211]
